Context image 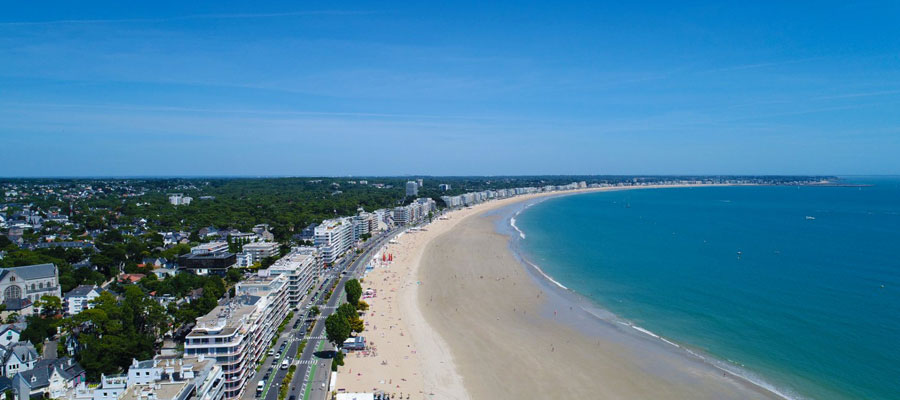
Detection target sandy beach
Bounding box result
[339,186,781,399]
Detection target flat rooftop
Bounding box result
[188,295,261,337]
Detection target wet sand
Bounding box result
[341,186,780,399]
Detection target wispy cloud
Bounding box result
[0,10,371,27]
[696,57,825,74]
[814,89,900,100]
[0,101,531,122]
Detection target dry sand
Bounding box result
[340,187,781,399]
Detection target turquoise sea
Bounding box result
[514,178,900,400]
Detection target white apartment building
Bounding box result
[241,242,279,265]
[235,253,253,268]
[71,374,127,400]
[290,246,323,275]
[184,273,289,400]
[71,356,223,400]
[405,181,418,197]
[168,194,192,206]
[122,356,224,400]
[392,198,436,227]
[352,212,375,241]
[63,285,101,316]
[267,251,319,306]
[191,242,229,255]
[314,219,353,265]
[391,207,409,226]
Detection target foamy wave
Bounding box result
[525,259,568,290]
[620,322,802,400]
[510,217,526,239]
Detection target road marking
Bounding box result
[302,341,326,400]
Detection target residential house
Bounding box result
[12,357,85,400]
[2,341,38,378]
[0,323,25,347]
[64,285,101,316]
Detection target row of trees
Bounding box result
[324,279,369,370]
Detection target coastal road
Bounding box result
[243,276,323,400]
[286,229,401,400]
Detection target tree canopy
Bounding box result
[344,279,362,306]
[324,313,350,348]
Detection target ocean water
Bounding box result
[514,179,900,400]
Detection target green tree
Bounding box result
[36,295,63,316]
[336,303,357,321]
[344,279,362,306]
[331,350,344,371]
[21,315,58,346]
[226,268,243,283]
[349,316,364,334]
[324,313,350,348]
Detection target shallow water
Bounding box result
[515,179,900,400]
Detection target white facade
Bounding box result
[72,374,127,400]
[64,285,101,316]
[267,251,319,306]
[241,242,279,264]
[184,274,289,400]
[392,198,435,226]
[192,242,229,255]
[235,253,253,268]
[405,181,418,197]
[314,219,353,265]
[168,194,193,206]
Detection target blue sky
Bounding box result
[1,1,899,176]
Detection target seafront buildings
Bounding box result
[267,249,320,306]
[392,198,436,226]
[184,272,290,400]
[439,182,588,209]
[314,219,354,265]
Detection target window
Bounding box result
[4,285,21,300]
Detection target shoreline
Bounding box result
[340,185,786,399]
[499,195,796,400]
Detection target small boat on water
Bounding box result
[805,216,816,220]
